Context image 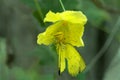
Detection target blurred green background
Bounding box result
[0,0,120,80]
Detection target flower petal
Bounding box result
[65,44,86,76]
[44,11,87,25]
[65,23,85,47]
[44,11,61,23]
[37,32,53,45]
[57,44,66,73]
[37,21,63,45]
[61,11,87,24]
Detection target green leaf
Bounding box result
[0,38,6,64]
[39,74,54,80]
[11,67,40,80]
[33,10,45,26]
[10,67,54,80]
[116,29,120,42]
[80,0,110,27]
[77,72,86,80]
[0,65,9,80]
[28,45,57,65]
[11,67,28,80]
[20,0,36,9]
[0,38,9,80]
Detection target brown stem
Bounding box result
[91,0,120,14]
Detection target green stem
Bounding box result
[34,0,44,20]
[84,16,120,73]
[59,0,66,11]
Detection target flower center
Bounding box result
[54,32,65,44]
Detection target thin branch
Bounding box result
[59,0,66,11]
[85,16,120,73]
[91,0,120,14]
[34,0,44,20]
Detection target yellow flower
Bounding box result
[37,11,87,76]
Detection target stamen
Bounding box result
[54,32,64,43]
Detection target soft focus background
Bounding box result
[0,0,120,80]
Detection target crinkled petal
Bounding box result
[57,44,66,73]
[37,21,63,45]
[44,11,87,25]
[37,32,54,45]
[44,11,61,23]
[64,23,85,47]
[65,44,86,76]
[61,11,87,24]
[37,21,85,47]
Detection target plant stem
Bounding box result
[59,0,66,11]
[85,16,120,73]
[34,0,44,20]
